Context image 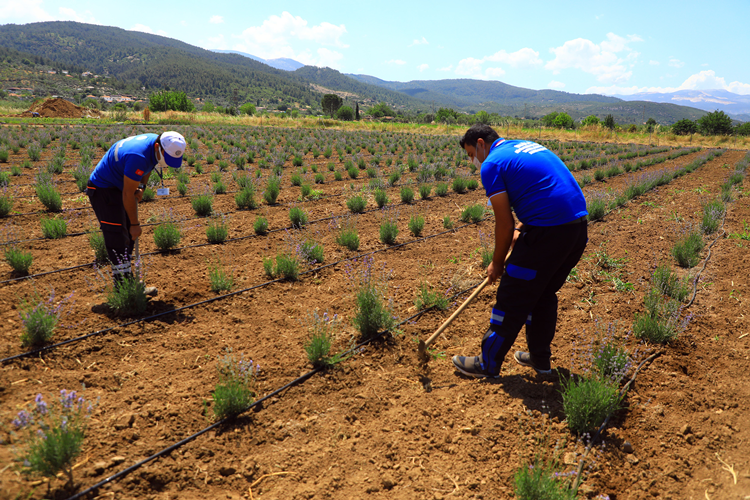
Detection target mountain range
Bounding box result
[613,89,750,121]
[0,21,742,124]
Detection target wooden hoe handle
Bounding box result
[422,277,490,349]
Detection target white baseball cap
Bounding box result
[160,131,186,169]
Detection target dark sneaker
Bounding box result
[452,355,499,379]
[513,351,552,375]
[143,286,158,297]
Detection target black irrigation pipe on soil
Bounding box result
[63,281,483,500]
[571,351,663,493]
[1,217,489,365]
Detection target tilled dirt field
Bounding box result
[1,124,748,500]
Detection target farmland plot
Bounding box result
[1,123,748,500]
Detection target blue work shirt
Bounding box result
[89,134,158,190]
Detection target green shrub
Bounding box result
[300,183,312,198]
[40,216,67,239]
[208,260,234,293]
[435,182,448,197]
[36,183,62,212]
[560,374,622,435]
[19,289,72,347]
[374,189,389,208]
[304,311,343,368]
[346,194,367,213]
[350,255,397,339]
[701,199,725,235]
[141,187,155,202]
[0,189,13,217]
[153,222,182,251]
[300,239,324,264]
[379,216,399,245]
[347,166,359,179]
[514,458,577,500]
[264,176,281,204]
[212,351,258,420]
[460,204,485,223]
[88,231,108,262]
[586,193,607,221]
[652,263,690,302]
[334,171,343,181]
[213,181,227,194]
[191,194,214,216]
[290,172,302,186]
[4,246,33,274]
[314,173,325,184]
[419,184,432,199]
[443,216,454,229]
[400,186,414,204]
[11,390,90,484]
[452,177,467,193]
[672,228,704,267]
[408,213,425,237]
[388,171,401,186]
[253,216,269,234]
[271,253,300,280]
[289,206,308,227]
[336,225,360,251]
[235,185,258,209]
[206,215,229,243]
[107,272,147,317]
[414,283,448,311]
[466,178,479,190]
[633,288,684,343]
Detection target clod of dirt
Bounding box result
[17,97,102,119]
[623,441,634,453]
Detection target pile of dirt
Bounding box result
[17,97,101,119]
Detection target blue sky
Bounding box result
[2,0,749,96]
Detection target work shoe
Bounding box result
[143,286,158,297]
[452,355,499,379]
[513,351,552,375]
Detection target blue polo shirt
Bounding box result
[480,138,587,226]
[89,134,158,190]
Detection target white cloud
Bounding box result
[668,58,684,68]
[417,63,429,72]
[456,57,484,78]
[485,67,505,78]
[210,15,224,24]
[548,80,565,89]
[316,48,343,69]
[206,34,226,49]
[486,48,542,67]
[545,33,641,84]
[649,60,660,66]
[409,37,429,47]
[386,59,406,65]
[232,12,347,66]
[131,24,167,36]
[0,0,53,23]
[438,65,453,72]
[586,70,750,96]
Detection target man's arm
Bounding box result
[122,176,142,240]
[134,172,151,203]
[487,191,515,284]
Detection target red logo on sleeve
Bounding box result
[135,169,144,176]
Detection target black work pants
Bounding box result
[480,219,588,374]
[86,181,135,277]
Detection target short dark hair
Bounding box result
[459,124,500,149]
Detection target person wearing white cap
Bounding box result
[87,131,186,295]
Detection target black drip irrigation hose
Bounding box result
[571,351,663,493]
[63,281,483,500]
[1,218,488,365]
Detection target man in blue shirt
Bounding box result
[452,124,588,378]
[87,131,185,293]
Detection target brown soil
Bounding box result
[1,126,749,500]
[17,98,102,119]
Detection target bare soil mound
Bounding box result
[17,98,101,119]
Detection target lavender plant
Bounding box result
[335,216,360,251]
[191,192,214,217]
[671,226,704,268]
[414,282,449,311]
[460,204,485,223]
[10,390,93,485]
[253,215,269,234]
[304,311,345,368]
[206,213,229,243]
[105,257,148,317]
[0,186,12,217]
[153,220,182,251]
[346,255,398,339]
[443,216,454,229]
[4,245,33,274]
[379,209,399,244]
[408,213,425,237]
[633,288,689,344]
[263,175,281,204]
[208,259,234,293]
[19,288,74,346]
[651,262,690,302]
[700,199,725,235]
[88,230,108,263]
[478,230,494,267]
[212,351,260,420]
[346,194,366,213]
[40,216,67,239]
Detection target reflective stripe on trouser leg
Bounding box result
[480,328,509,374]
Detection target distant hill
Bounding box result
[613,89,750,118]
[0,21,717,124]
[212,50,304,71]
